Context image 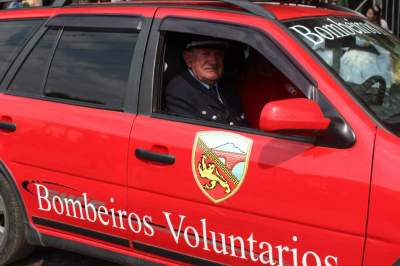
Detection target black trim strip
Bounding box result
[124,17,153,114]
[40,27,63,95]
[38,233,161,266]
[32,216,130,247]
[133,241,225,266]
[147,221,166,229]
[135,149,175,165]
[46,14,143,30]
[151,113,316,144]
[0,121,16,132]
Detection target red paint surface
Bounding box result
[0,3,397,266]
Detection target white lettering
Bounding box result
[109,198,118,228]
[63,197,84,219]
[302,251,322,266]
[142,215,154,237]
[326,18,356,35]
[33,184,339,266]
[184,226,200,248]
[36,184,51,211]
[128,212,142,233]
[314,27,335,40]
[368,23,387,34]
[200,218,210,251]
[116,210,127,230]
[97,205,110,226]
[52,194,64,215]
[228,235,247,259]
[247,233,258,262]
[290,18,389,45]
[324,255,338,266]
[345,22,363,34]
[291,235,299,266]
[357,22,375,33]
[83,193,97,223]
[259,241,276,265]
[290,25,324,46]
[210,231,229,255]
[277,245,290,266]
[322,23,348,38]
[163,212,185,243]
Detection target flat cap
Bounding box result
[185,39,228,50]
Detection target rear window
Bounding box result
[0,19,43,82]
[44,29,138,108]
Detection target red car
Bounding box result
[0,1,399,265]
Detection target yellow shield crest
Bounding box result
[192,131,252,203]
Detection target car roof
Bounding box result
[119,1,361,20]
[0,0,361,21]
[260,3,360,20]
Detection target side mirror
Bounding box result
[259,98,331,132]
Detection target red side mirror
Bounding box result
[259,98,331,132]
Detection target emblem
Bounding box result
[192,131,253,203]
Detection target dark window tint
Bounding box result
[0,20,43,82]
[45,29,138,108]
[9,29,59,94]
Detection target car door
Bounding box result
[363,127,400,266]
[127,9,375,265]
[0,9,155,250]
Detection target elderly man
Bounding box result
[164,38,246,126]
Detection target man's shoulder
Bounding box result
[166,71,199,95]
[167,71,189,86]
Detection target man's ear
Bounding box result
[183,50,192,68]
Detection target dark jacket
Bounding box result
[165,70,246,126]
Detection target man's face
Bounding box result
[184,47,224,85]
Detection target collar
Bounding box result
[188,69,218,90]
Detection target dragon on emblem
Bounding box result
[198,154,231,194]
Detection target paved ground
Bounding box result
[11,247,121,266]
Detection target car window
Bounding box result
[9,29,59,95]
[44,29,138,109]
[0,19,43,83]
[156,32,305,129]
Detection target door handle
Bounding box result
[0,121,16,132]
[135,149,175,165]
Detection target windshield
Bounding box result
[285,17,400,134]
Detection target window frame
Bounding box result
[140,16,355,148]
[0,18,45,85]
[2,14,151,114]
[139,17,316,115]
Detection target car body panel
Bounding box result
[0,2,396,266]
[364,127,400,266]
[125,7,377,265]
[0,94,133,243]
